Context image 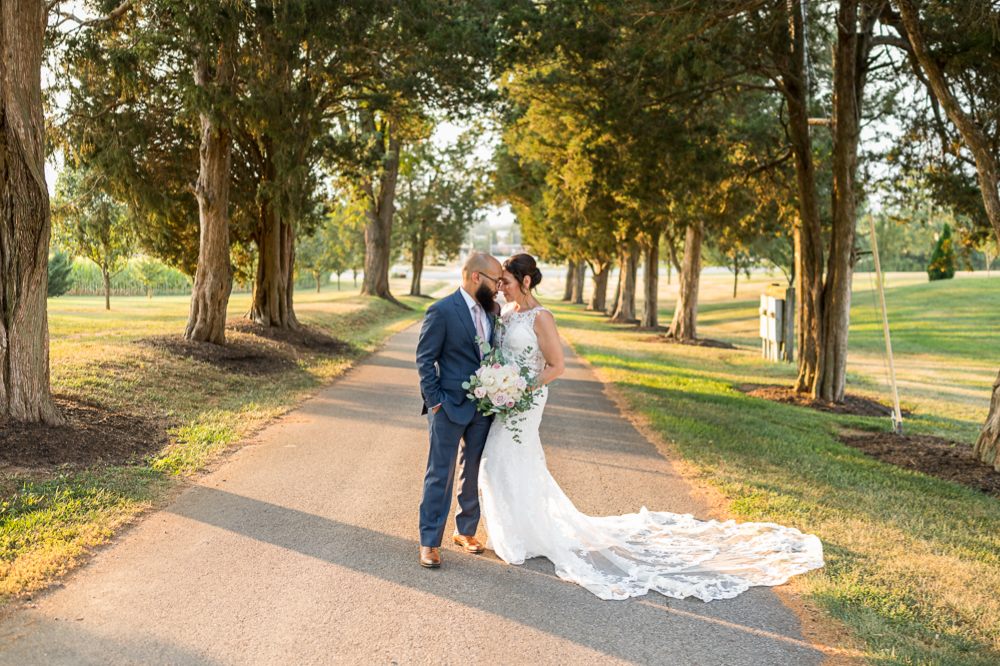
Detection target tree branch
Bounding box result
[870,35,912,52]
[50,0,131,29]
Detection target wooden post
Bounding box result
[869,214,903,434]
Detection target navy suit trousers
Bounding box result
[419,407,492,547]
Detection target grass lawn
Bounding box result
[540,274,1000,665]
[0,280,433,602]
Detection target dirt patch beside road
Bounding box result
[736,383,910,418]
[226,319,351,354]
[142,319,352,376]
[0,396,172,470]
[839,432,1000,498]
[643,335,737,349]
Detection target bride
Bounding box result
[478,254,824,602]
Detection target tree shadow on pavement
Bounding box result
[0,621,229,666]
[164,488,824,666]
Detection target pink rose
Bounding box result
[492,392,507,406]
[514,377,527,391]
[506,400,515,408]
[492,363,502,370]
[476,367,484,377]
[474,386,487,399]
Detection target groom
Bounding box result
[415,252,503,568]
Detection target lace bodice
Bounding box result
[499,306,548,375]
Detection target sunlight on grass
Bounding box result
[1,282,429,603]
[547,275,1000,665]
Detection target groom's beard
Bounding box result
[475,283,496,312]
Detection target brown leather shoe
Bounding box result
[453,534,485,554]
[420,546,441,568]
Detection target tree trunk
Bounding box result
[0,0,62,424]
[409,237,425,296]
[185,50,234,344]
[314,272,322,293]
[587,261,610,312]
[283,218,298,327]
[732,254,739,298]
[103,267,111,310]
[976,371,1000,471]
[562,260,576,301]
[611,241,639,323]
[666,221,703,340]
[816,0,877,403]
[784,0,825,394]
[893,1,1000,466]
[641,230,661,329]
[665,230,682,277]
[606,260,621,316]
[248,147,298,327]
[360,118,407,308]
[572,259,586,304]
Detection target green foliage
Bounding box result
[296,200,367,291]
[51,167,135,294]
[882,1,1000,250]
[394,129,487,273]
[47,251,74,298]
[928,223,957,281]
[133,257,165,297]
[492,3,804,279]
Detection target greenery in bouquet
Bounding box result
[463,324,543,442]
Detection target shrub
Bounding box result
[927,222,956,281]
[47,251,75,297]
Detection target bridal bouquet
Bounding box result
[463,323,542,436]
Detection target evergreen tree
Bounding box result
[47,252,75,298]
[928,223,957,281]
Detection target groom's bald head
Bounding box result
[461,252,503,310]
[462,252,501,278]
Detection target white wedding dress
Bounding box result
[478,306,824,601]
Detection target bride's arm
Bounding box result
[532,310,565,386]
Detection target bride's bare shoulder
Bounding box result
[533,307,557,330]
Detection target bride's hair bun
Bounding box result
[503,253,543,292]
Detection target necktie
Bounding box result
[473,304,487,359]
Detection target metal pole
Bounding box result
[869,214,903,434]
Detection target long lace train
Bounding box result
[478,307,823,602]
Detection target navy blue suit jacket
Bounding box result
[416,289,498,425]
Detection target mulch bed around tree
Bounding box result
[226,319,351,354]
[643,335,738,349]
[735,383,911,418]
[0,396,172,469]
[142,319,351,376]
[144,333,295,375]
[839,433,1000,498]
